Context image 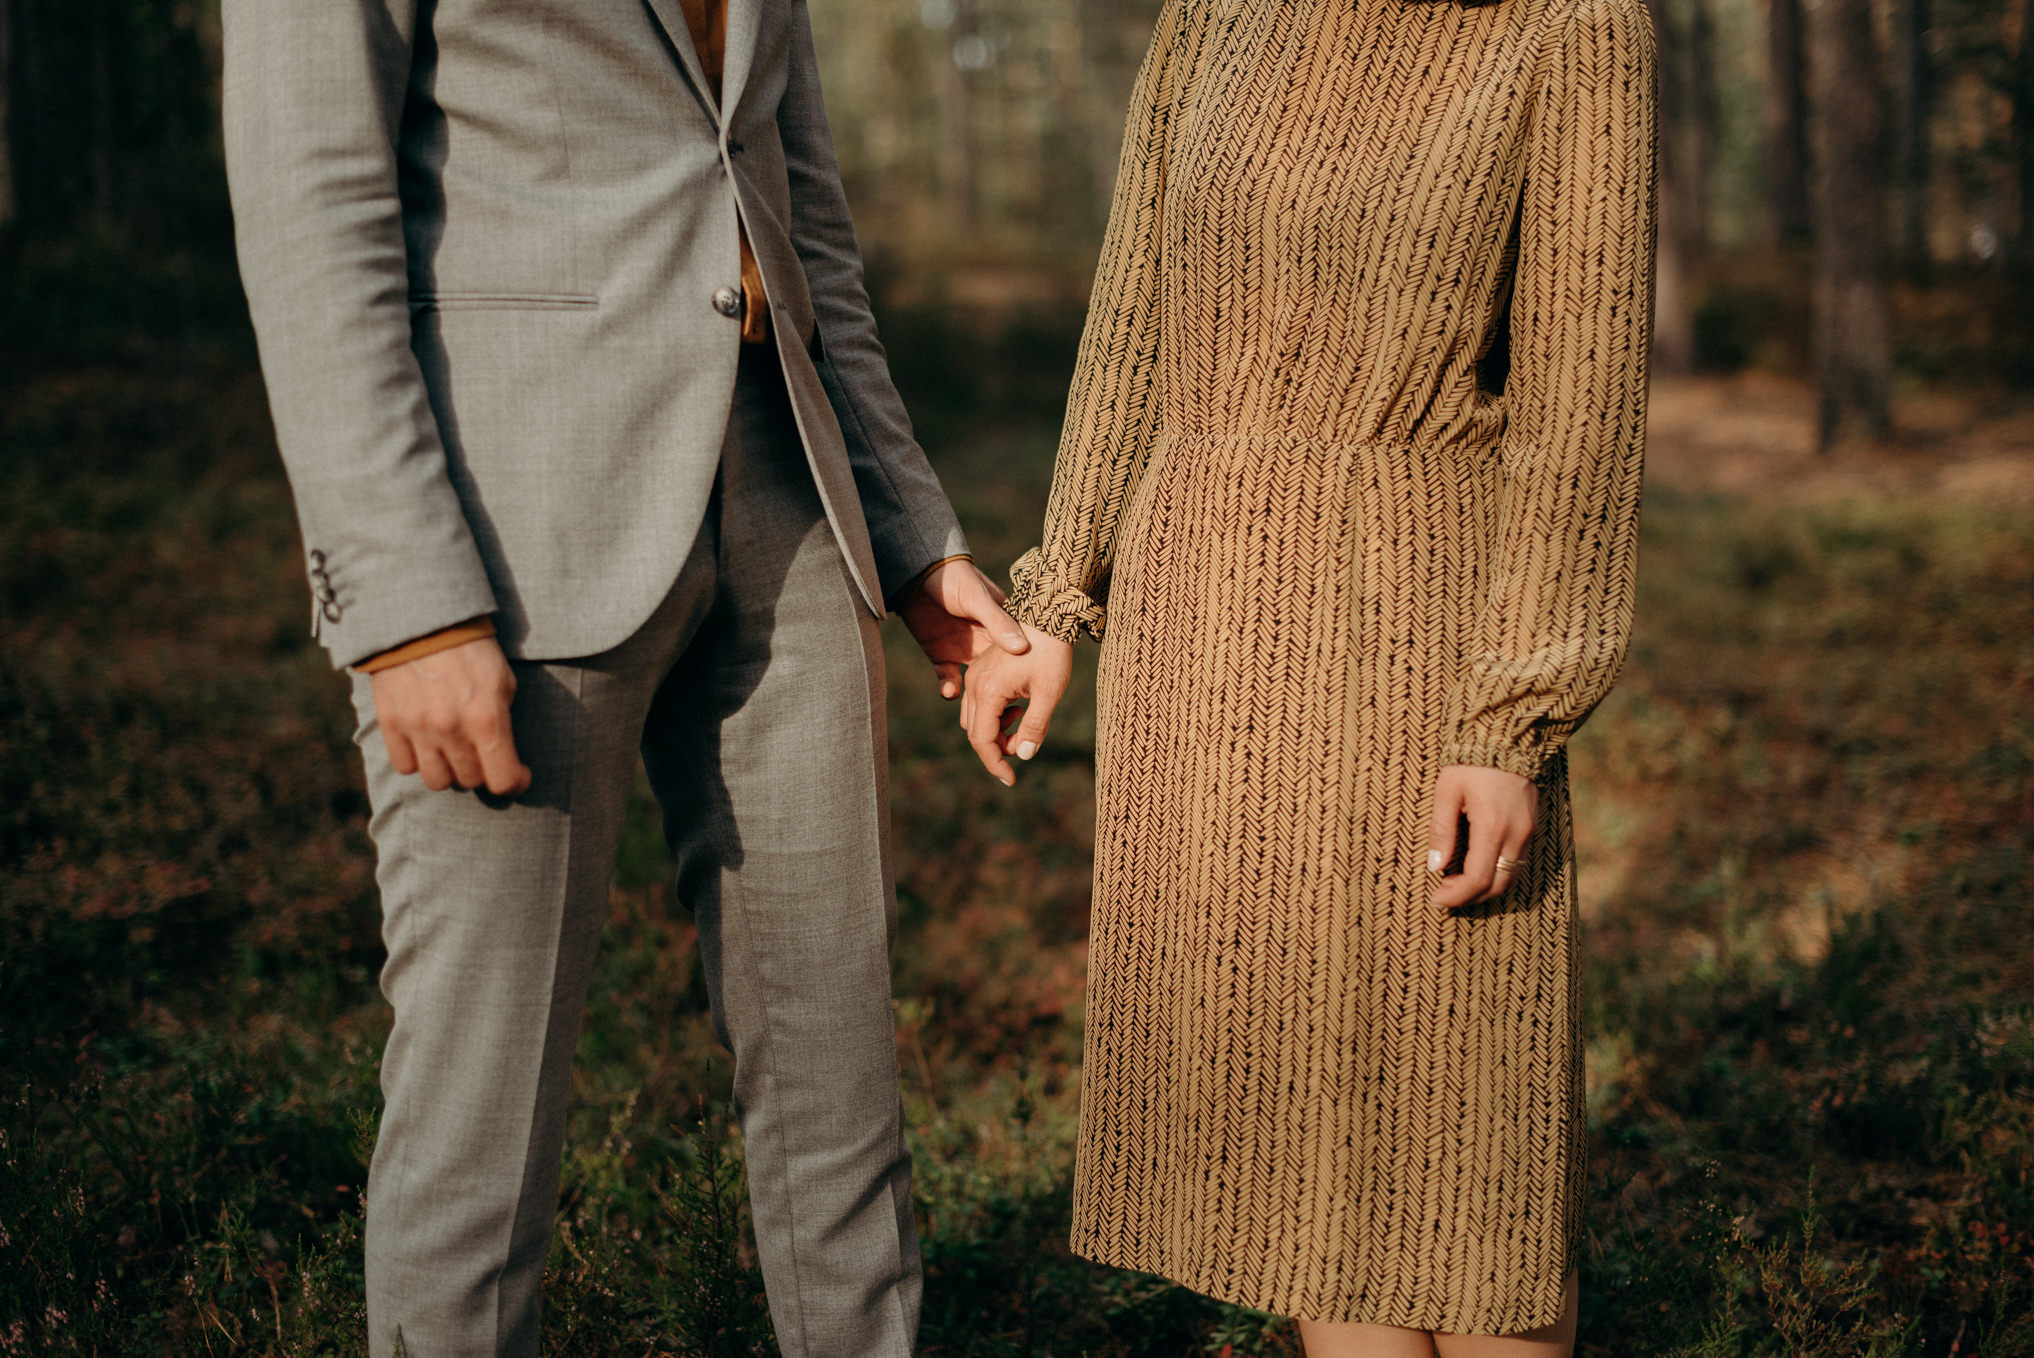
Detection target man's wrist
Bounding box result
[885,553,973,610]
[354,617,497,675]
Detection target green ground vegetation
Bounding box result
[2,342,2031,1355]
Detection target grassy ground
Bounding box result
[2,347,2030,1355]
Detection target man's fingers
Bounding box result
[472,711,532,797]
[960,577,1029,655]
[415,744,457,793]
[383,726,420,778]
[934,660,964,701]
[441,731,487,792]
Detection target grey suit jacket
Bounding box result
[223,0,968,668]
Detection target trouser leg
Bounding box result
[354,541,715,1358]
[641,347,920,1358]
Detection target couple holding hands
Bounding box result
[224,0,1653,1353]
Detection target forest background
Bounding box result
[2,0,2032,1353]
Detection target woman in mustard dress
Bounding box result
[963,0,1655,1352]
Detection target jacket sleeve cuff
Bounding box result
[313,543,500,671]
[1006,548,1106,645]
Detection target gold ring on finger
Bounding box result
[1493,855,1525,875]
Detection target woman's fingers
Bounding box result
[1427,780,1462,878]
[1443,814,1502,909]
[965,670,1020,786]
[1430,765,1539,910]
[960,629,1076,786]
[1004,674,1066,761]
[1427,775,1466,908]
[1483,823,1533,903]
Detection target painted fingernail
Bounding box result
[1427,850,1445,874]
[1017,740,1037,761]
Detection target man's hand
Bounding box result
[369,636,532,796]
[960,626,1074,787]
[894,558,1031,699]
[1427,765,1539,910]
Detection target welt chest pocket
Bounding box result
[399,30,587,305]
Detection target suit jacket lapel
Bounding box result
[719,0,763,125]
[639,0,721,122]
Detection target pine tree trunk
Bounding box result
[2015,0,2034,263]
[937,30,977,231]
[89,0,116,227]
[1686,0,1718,240]
[1807,0,1891,448]
[1765,0,1813,246]
[0,0,14,226]
[1644,0,1696,372]
[1888,0,1932,270]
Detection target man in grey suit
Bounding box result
[222,0,1028,1353]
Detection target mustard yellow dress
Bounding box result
[1005,0,1656,1332]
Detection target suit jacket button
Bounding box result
[712,286,743,319]
[322,600,343,623]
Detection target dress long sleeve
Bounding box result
[1006,0,1204,645]
[1440,0,1657,780]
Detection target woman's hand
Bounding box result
[1427,765,1539,910]
[960,625,1075,786]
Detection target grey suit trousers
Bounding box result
[350,347,919,1358]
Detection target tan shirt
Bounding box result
[682,0,771,344]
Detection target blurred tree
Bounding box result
[1635,0,1700,372]
[1684,0,1722,236]
[0,0,13,225]
[808,0,1155,308]
[1807,0,1893,444]
[87,0,115,226]
[2015,0,2034,259]
[1889,0,1936,268]
[1646,0,1720,371]
[1765,0,1814,245]
[1,0,222,241]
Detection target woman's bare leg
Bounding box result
[1296,1320,1437,1357]
[1295,1274,1577,1358]
[1431,1274,1579,1358]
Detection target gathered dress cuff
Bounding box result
[1007,548,1108,645]
[1435,738,1555,784]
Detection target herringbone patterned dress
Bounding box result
[1005,0,1656,1333]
